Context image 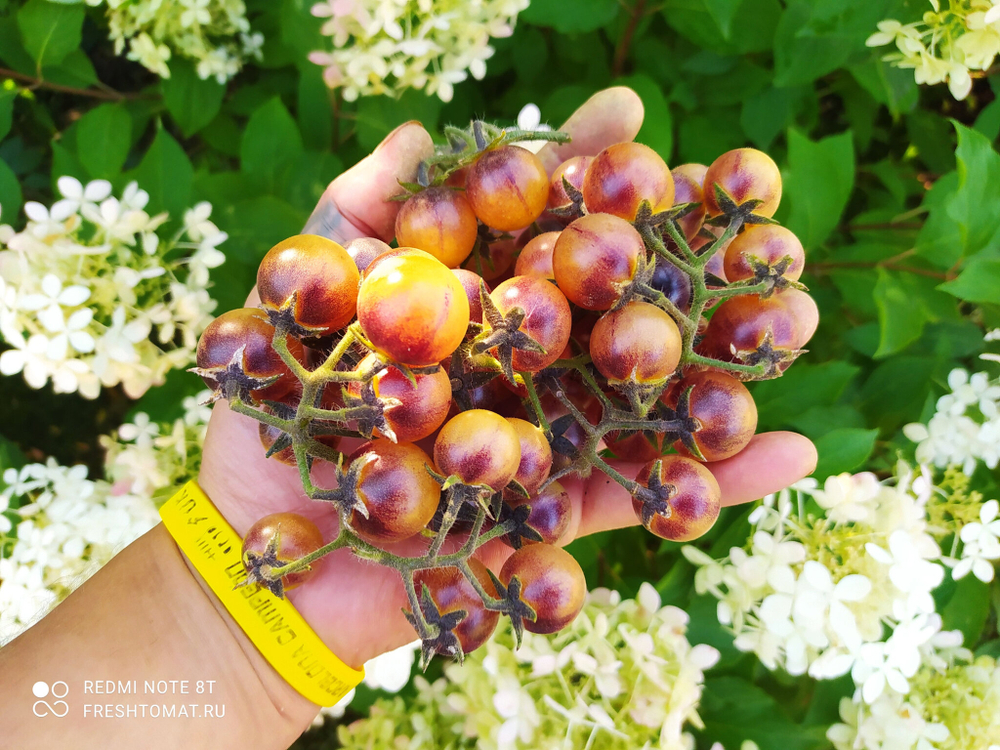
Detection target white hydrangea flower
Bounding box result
[309,0,529,101]
[685,463,951,699]
[102,0,257,82]
[867,2,1000,100]
[0,179,221,399]
[904,367,1000,474]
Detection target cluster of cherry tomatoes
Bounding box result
[195,122,817,662]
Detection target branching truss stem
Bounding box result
[225,122,782,648]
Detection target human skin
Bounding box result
[0,87,817,749]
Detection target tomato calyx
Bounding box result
[731,327,804,380]
[483,569,538,647]
[741,253,809,298]
[472,283,547,384]
[262,290,327,339]
[657,385,707,460]
[405,583,468,668]
[313,454,373,525]
[237,530,290,599]
[632,458,678,530]
[499,501,545,550]
[342,378,403,442]
[632,198,702,233]
[705,183,778,230]
[548,174,586,221]
[191,345,281,405]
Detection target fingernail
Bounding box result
[375,121,422,153]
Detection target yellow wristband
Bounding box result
[159,481,364,707]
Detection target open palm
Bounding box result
[197,87,817,668]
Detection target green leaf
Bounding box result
[76,103,131,179]
[697,676,830,750]
[0,17,37,73]
[0,156,22,222]
[940,574,990,647]
[613,74,672,159]
[740,85,804,149]
[860,355,939,432]
[849,56,918,117]
[42,48,97,87]
[354,90,441,153]
[521,0,620,33]
[812,428,878,479]
[939,257,1000,305]
[0,87,15,141]
[914,172,963,269]
[663,0,781,55]
[784,129,855,249]
[297,64,332,151]
[873,268,958,357]
[751,361,860,431]
[947,122,1000,257]
[906,110,955,175]
[705,0,742,38]
[240,97,304,191]
[17,0,84,68]
[127,127,193,216]
[161,60,225,138]
[974,98,1000,141]
[773,0,891,87]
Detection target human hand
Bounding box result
[197,87,818,669]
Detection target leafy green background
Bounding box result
[1,0,999,747]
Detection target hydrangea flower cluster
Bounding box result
[829,648,1000,750]
[336,584,720,750]
[867,0,1000,100]
[0,392,212,644]
[308,0,530,102]
[102,0,264,82]
[683,465,950,697]
[903,368,1000,475]
[932,466,1000,584]
[0,178,222,400]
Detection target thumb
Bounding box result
[303,121,435,244]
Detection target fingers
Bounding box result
[302,121,434,244]
[537,86,645,174]
[566,431,818,540]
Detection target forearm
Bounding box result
[0,522,319,749]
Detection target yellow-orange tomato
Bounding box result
[548,155,593,210]
[257,234,360,334]
[196,308,304,404]
[552,213,644,310]
[487,275,572,373]
[413,559,499,654]
[357,252,471,367]
[395,187,479,267]
[589,301,682,385]
[346,353,452,442]
[500,544,586,634]
[723,224,805,283]
[348,440,441,544]
[242,513,324,591]
[466,145,549,231]
[583,142,675,221]
[703,148,782,218]
[514,231,560,280]
[670,163,708,242]
[665,370,758,461]
[632,455,721,541]
[506,417,553,494]
[434,409,521,490]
